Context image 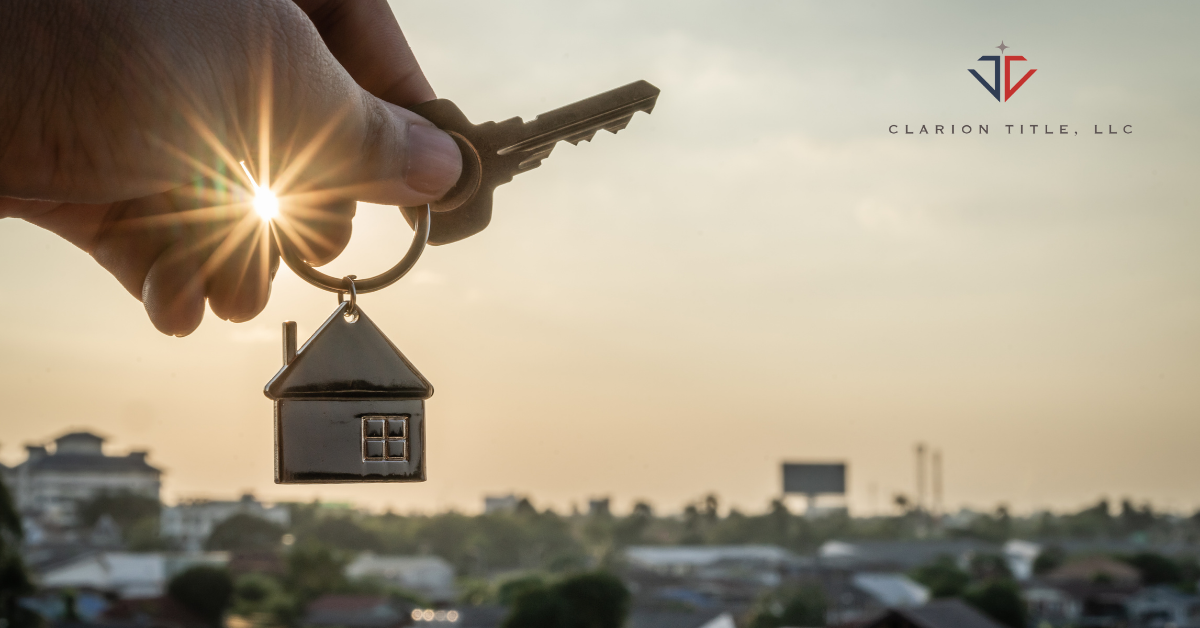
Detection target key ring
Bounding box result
[272,204,430,295]
[338,275,358,317]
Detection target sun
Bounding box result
[240,160,279,220]
[253,185,279,220]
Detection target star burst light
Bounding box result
[241,160,279,220]
[123,57,362,293]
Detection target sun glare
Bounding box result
[253,186,279,220]
[240,160,278,221]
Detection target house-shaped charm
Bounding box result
[264,302,432,483]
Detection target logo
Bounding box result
[969,41,1037,102]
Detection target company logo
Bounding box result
[969,41,1036,102]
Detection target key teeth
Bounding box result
[566,131,599,146]
[564,114,637,146]
[603,115,635,133]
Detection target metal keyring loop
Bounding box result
[273,204,430,294]
[338,275,358,314]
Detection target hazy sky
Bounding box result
[2,1,1198,517]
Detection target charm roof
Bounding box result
[265,303,433,400]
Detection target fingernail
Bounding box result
[406,124,462,197]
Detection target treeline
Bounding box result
[944,498,1190,543]
[79,493,1200,578]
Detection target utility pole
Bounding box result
[932,449,943,518]
[915,442,927,513]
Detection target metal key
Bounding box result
[401,80,660,245]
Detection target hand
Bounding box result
[0,0,462,336]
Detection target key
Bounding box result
[401,80,660,245]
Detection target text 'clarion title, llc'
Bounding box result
[889,124,1133,135]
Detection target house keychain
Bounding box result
[263,80,660,484]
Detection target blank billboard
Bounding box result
[782,463,846,495]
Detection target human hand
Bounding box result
[0,0,462,336]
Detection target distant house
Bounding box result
[1125,586,1200,628]
[483,494,519,514]
[160,493,290,551]
[4,431,160,526]
[1002,539,1041,580]
[1023,582,1082,627]
[304,595,413,628]
[817,539,996,572]
[624,545,802,610]
[36,551,228,599]
[824,573,931,625]
[853,573,930,608]
[628,610,735,628]
[345,553,457,603]
[1024,557,1142,628]
[625,545,802,579]
[859,599,1006,628]
[101,596,211,628]
[1044,556,1141,586]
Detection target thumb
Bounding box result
[347,97,462,206]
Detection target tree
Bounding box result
[612,502,653,547]
[1122,552,1182,585]
[911,556,970,598]
[1118,500,1157,535]
[680,503,704,544]
[963,580,1025,628]
[501,572,630,628]
[206,514,286,552]
[969,553,1013,581]
[168,566,235,627]
[555,572,631,628]
[310,517,380,551]
[1062,499,1113,539]
[749,586,826,628]
[78,492,160,529]
[497,575,547,606]
[0,475,38,628]
[1033,546,1067,575]
[283,542,348,604]
[232,573,297,626]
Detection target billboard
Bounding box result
[782,463,846,495]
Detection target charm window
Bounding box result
[362,416,408,461]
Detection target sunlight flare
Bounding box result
[240,160,279,221]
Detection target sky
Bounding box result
[2,1,1199,517]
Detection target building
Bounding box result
[625,545,803,579]
[588,498,611,517]
[303,595,414,628]
[817,539,997,572]
[859,599,1006,628]
[1023,557,1143,627]
[1024,582,1083,628]
[345,553,457,603]
[628,611,734,628]
[852,573,930,608]
[37,551,229,599]
[823,573,931,625]
[483,495,519,514]
[1125,586,1200,628]
[160,493,290,551]
[624,544,803,613]
[4,431,161,525]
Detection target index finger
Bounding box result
[294,0,436,107]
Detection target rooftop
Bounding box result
[12,431,159,475]
[864,599,1006,628]
[265,303,433,400]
